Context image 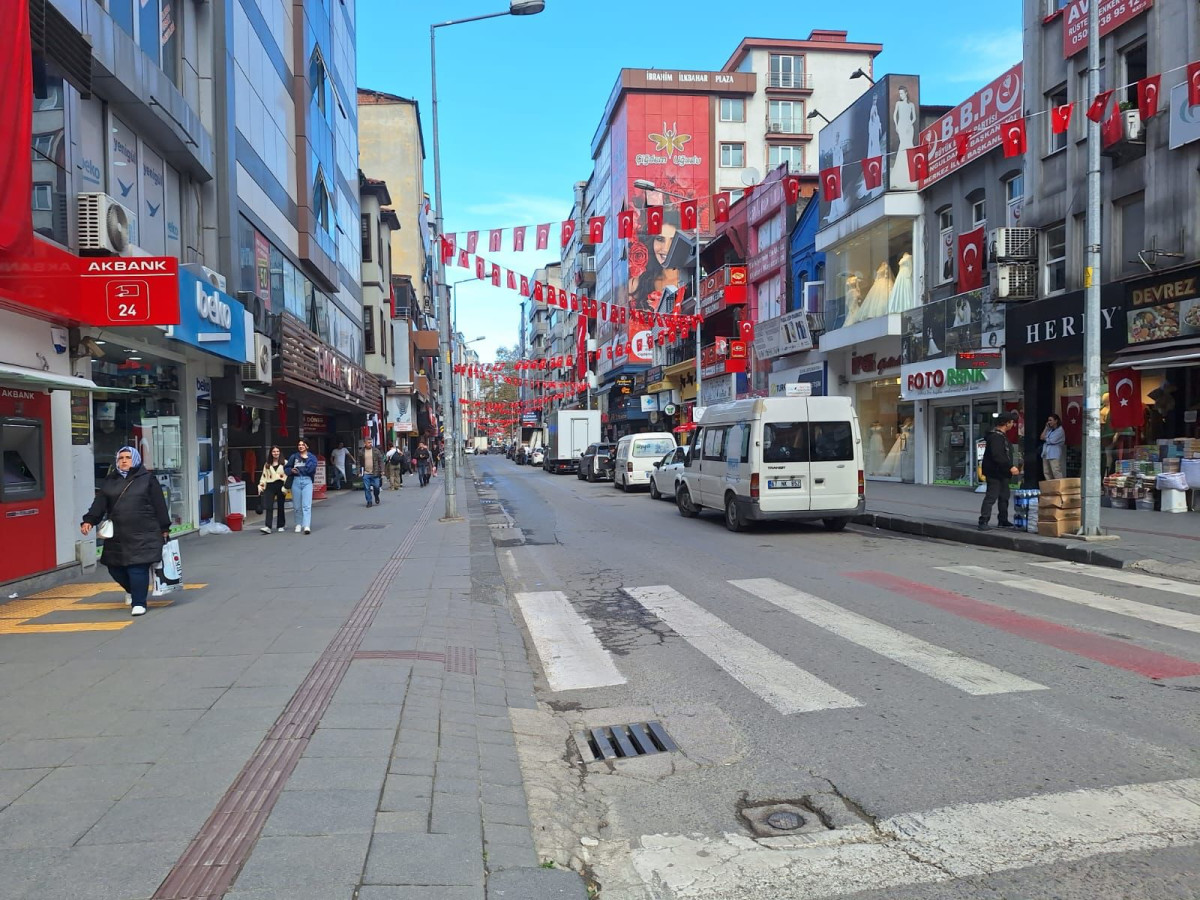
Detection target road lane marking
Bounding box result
[631,777,1200,899]
[513,591,626,691]
[1032,560,1200,598]
[850,571,1200,679]
[623,586,860,714]
[940,565,1200,634]
[731,578,1046,696]
[0,583,205,634]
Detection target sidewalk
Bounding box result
[857,480,1200,583]
[0,476,586,900]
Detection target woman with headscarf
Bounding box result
[80,446,171,617]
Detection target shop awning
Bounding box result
[0,362,100,391]
[1110,338,1200,371]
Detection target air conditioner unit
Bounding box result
[991,227,1038,261]
[182,263,227,293]
[240,334,273,383]
[77,192,133,254]
[237,291,269,334]
[995,263,1037,300]
[769,122,784,133]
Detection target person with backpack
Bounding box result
[385,441,405,490]
[415,441,432,487]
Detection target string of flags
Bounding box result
[820,61,1200,201]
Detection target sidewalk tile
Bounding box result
[76,795,212,845]
[288,755,389,792]
[263,789,380,836]
[0,800,111,849]
[320,701,405,730]
[304,727,397,758]
[232,833,371,892]
[357,886,480,900]
[14,763,150,805]
[364,832,484,886]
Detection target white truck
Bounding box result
[543,409,601,474]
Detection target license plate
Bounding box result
[768,479,803,489]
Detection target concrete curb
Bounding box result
[853,512,1151,569]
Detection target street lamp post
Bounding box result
[634,179,702,411]
[430,1,544,520]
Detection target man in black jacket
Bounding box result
[979,412,1021,530]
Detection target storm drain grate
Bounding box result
[349,524,388,530]
[444,645,477,675]
[480,498,500,504]
[574,721,677,762]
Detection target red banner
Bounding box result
[0,0,33,252]
[918,63,1022,188]
[1062,0,1153,58]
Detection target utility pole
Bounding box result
[1079,0,1102,535]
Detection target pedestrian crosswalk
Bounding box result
[514,563,1200,713]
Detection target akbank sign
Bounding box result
[165,268,251,362]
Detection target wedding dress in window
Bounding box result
[888,252,915,314]
[858,261,893,322]
[842,274,865,326]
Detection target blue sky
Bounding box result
[356,1,1023,362]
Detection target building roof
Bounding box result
[721,31,883,72]
[357,86,427,159]
[358,170,393,205]
[380,208,401,230]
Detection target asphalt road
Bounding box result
[471,453,1200,900]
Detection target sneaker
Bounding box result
[131,605,147,617]
[295,525,302,533]
[303,527,311,535]
[124,593,133,606]
[260,526,271,534]
[998,522,1016,529]
[977,522,990,531]
[277,527,285,532]
[366,502,373,507]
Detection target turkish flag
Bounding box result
[457,249,469,269]
[679,199,698,230]
[561,219,576,247]
[1101,100,1123,147]
[739,318,755,343]
[712,192,731,223]
[575,315,588,379]
[1051,103,1073,134]
[1060,396,1083,445]
[532,281,544,303]
[617,208,636,239]
[1086,89,1114,123]
[957,226,985,293]
[1188,61,1200,107]
[861,156,883,190]
[588,215,605,243]
[488,229,501,253]
[1108,368,1143,430]
[490,264,500,286]
[475,256,485,279]
[519,275,529,294]
[906,146,929,183]
[513,226,527,251]
[507,269,517,290]
[440,235,455,263]
[819,166,842,201]
[559,288,569,309]
[535,224,550,250]
[955,131,970,161]
[781,174,801,205]
[466,231,479,254]
[1137,74,1161,120]
[646,206,663,235]
[1002,118,1026,158]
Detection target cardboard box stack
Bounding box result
[1038,478,1082,536]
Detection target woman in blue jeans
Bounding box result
[286,440,317,534]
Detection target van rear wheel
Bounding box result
[823,517,850,532]
[724,495,746,532]
[676,486,699,518]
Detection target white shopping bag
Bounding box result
[153,539,183,595]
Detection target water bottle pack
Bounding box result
[1011,488,1040,531]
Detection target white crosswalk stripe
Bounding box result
[731,578,1047,696]
[939,565,1200,633]
[623,585,861,714]
[1032,560,1200,599]
[513,591,627,691]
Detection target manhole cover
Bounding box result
[739,801,825,838]
[349,524,388,530]
[766,811,804,831]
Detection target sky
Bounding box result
[356,1,1023,363]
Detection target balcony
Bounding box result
[414,374,431,399]
[413,328,440,357]
[767,72,813,92]
[766,117,810,138]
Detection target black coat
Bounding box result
[980,429,1014,480]
[83,465,171,566]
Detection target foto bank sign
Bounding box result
[164,267,251,363]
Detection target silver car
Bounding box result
[648,446,689,500]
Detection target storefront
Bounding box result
[901,353,1021,486]
[829,340,908,480]
[644,365,680,432]
[768,361,827,397]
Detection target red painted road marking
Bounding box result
[848,571,1200,680]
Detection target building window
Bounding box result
[1044,222,1067,295]
[1047,85,1068,154]
[32,183,52,211]
[1121,42,1147,109]
[32,133,55,160]
[1075,59,1105,141]
[719,98,745,122]
[1005,173,1024,226]
[1047,0,1068,11]
[380,308,387,361]
[720,143,745,168]
[309,49,332,125]
[937,208,954,284]
[313,170,332,233]
[769,144,805,172]
[1116,193,1145,275]
[769,100,803,134]
[970,194,987,229]
[769,54,803,88]
[361,213,372,261]
[364,305,375,354]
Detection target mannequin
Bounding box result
[879,419,910,477]
[860,261,894,321]
[842,274,865,326]
[888,253,915,313]
[867,423,885,474]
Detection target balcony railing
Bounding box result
[767,117,809,136]
[767,72,813,90]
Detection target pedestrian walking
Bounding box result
[415,440,432,487]
[979,412,1021,530]
[329,440,353,490]
[257,445,287,533]
[79,446,171,617]
[385,441,405,490]
[287,440,317,533]
[362,439,384,507]
[1040,413,1066,481]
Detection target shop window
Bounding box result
[1046,85,1068,154]
[1116,193,1145,275]
[0,419,45,502]
[1044,222,1067,295]
[719,98,744,122]
[720,143,745,168]
[937,208,954,284]
[826,217,915,328]
[1004,173,1023,226]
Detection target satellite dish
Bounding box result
[740,168,761,187]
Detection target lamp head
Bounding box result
[850,68,875,83]
[632,178,658,191]
[509,0,544,14]
[806,109,821,119]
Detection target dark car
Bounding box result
[577,443,615,482]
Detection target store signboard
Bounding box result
[166,267,250,362]
[1125,264,1200,345]
[1004,284,1127,364]
[388,394,414,432]
[640,395,658,412]
[901,354,1016,400]
[902,287,1004,365]
[1062,0,1152,57]
[769,362,826,397]
[302,413,331,434]
[918,63,1022,188]
[699,265,748,317]
[754,308,814,358]
[1169,83,1200,150]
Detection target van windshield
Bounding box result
[632,438,675,457]
[763,422,854,463]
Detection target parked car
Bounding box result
[613,433,677,492]
[649,446,689,500]
[529,447,545,467]
[515,444,529,464]
[577,443,614,482]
